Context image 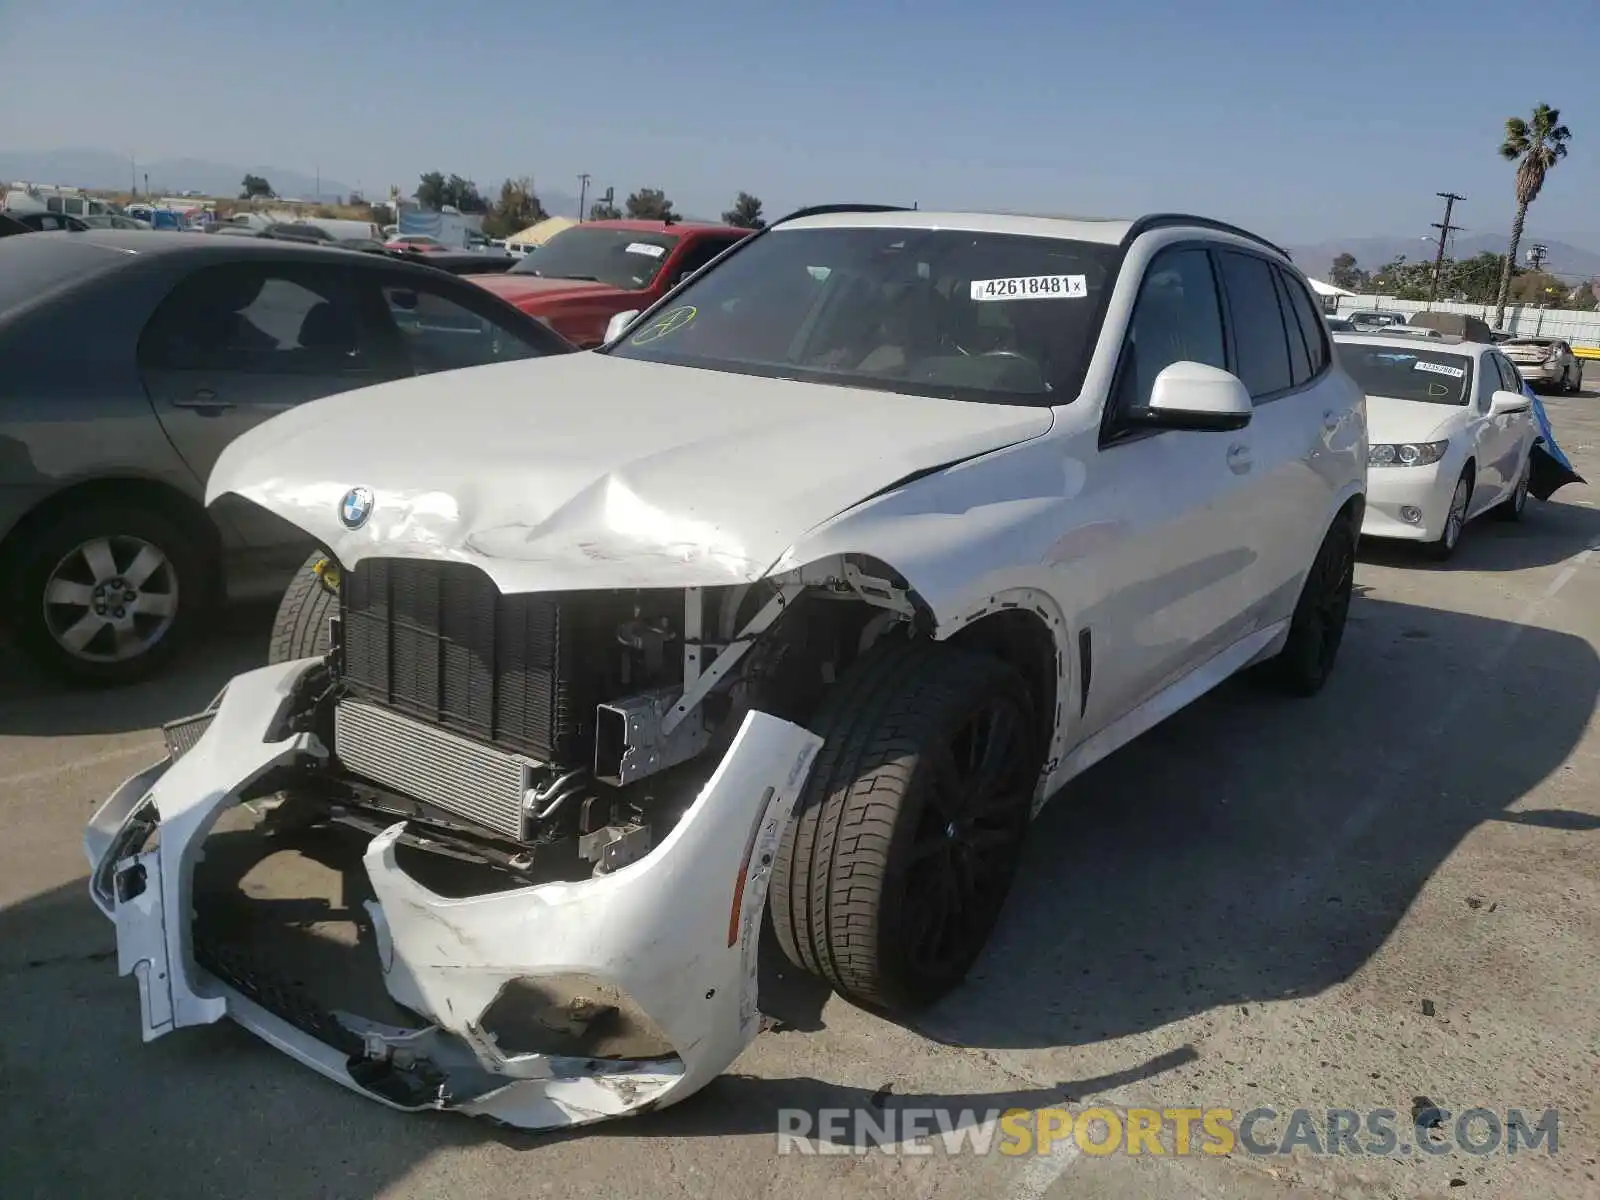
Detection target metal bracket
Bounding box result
[659,583,805,738]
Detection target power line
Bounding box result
[1428,191,1465,304]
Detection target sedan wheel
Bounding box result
[1427,474,1472,560]
[8,503,210,685]
[1495,458,1531,521]
[42,535,179,664]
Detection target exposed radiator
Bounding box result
[338,558,593,765]
[333,699,535,840]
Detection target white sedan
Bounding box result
[1335,331,1537,559]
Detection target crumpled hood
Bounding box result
[1365,394,1460,445]
[207,353,1053,592]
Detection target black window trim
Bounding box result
[1272,266,1314,390]
[1216,246,1330,408]
[1279,263,1332,377]
[1099,237,1231,448]
[355,258,577,357]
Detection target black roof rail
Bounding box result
[1122,213,1292,261]
[770,203,914,226]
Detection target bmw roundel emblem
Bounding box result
[339,486,374,530]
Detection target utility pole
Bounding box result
[1428,191,1465,304]
[577,173,590,222]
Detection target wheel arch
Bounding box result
[0,475,224,594]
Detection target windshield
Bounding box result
[1337,344,1473,405]
[511,227,680,288]
[603,225,1120,404]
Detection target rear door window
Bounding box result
[1278,267,1330,377]
[1217,251,1294,399]
[138,264,384,375]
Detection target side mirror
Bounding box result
[1489,389,1532,416]
[603,309,641,345]
[1138,361,1254,432]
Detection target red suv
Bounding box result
[470,218,751,348]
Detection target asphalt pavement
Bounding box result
[2,367,1598,1200]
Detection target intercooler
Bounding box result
[333,699,534,839]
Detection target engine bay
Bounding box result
[239,555,920,885]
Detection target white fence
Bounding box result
[1331,294,1600,350]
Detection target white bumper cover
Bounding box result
[83,659,823,1129]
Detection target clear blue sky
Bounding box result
[2,0,1595,245]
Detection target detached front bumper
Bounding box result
[84,659,822,1129]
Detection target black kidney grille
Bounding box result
[339,558,584,763]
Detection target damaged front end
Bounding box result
[84,554,924,1128]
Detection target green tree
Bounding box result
[239,173,274,200]
[416,171,447,210]
[1493,104,1573,327]
[1510,270,1571,307]
[414,172,487,213]
[588,200,621,221]
[1369,257,1436,301]
[721,191,766,229]
[625,187,676,221]
[446,174,488,214]
[1444,251,1508,304]
[481,177,548,238]
[1328,252,1368,292]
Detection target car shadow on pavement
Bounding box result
[0,601,277,736]
[1357,494,1599,573]
[0,591,1593,1190]
[910,590,1599,1053]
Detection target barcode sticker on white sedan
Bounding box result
[626,242,666,257]
[970,275,1088,301]
[1413,360,1466,379]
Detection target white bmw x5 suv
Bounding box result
[86,206,1367,1130]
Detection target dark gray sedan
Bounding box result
[0,231,575,684]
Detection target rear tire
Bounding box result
[1493,457,1531,521]
[267,551,339,664]
[1263,511,1356,697]
[6,502,211,686]
[770,640,1041,1013]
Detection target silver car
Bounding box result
[1499,337,1581,393]
[0,231,574,684]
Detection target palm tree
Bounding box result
[1493,104,1572,328]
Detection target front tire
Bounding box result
[1264,510,1356,696]
[267,551,339,664]
[1425,471,1472,561]
[770,640,1041,1013]
[5,503,210,685]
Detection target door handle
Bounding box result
[1227,442,1253,474]
[172,389,234,415]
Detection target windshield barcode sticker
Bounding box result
[626,242,666,258]
[1414,361,1466,379]
[970,275,1088,301]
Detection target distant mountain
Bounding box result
[0,149,611,220]
[1290,234,1600,283]
[0,149,356,202]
